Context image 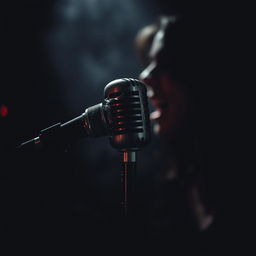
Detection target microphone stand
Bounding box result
[121,151,137,218]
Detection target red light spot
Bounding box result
[0,105,8,118]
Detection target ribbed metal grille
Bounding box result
[109,91,144,135]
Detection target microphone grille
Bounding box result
[104,78,151,151]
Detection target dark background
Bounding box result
[1,0,245,253]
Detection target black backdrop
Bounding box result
[1,0,244,253]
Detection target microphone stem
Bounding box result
[122,151,137,218]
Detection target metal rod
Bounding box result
[122,151,136,217]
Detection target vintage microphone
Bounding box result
[18,78,151,216]
[104,78,151,217]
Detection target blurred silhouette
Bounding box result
[133,14,221,252]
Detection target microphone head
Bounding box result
[104,78,151,151]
